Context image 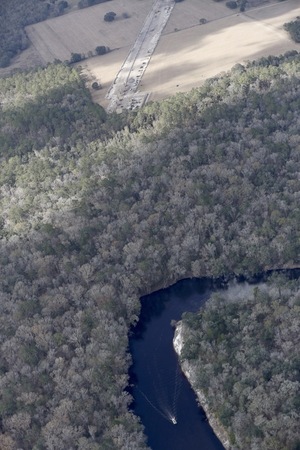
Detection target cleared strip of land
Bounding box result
[106,0,175,112]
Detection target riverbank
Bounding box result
[173,322,232,450]
[173,274,300,450]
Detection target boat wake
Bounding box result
[135,361,182,425]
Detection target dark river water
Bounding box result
[129,278,226,450]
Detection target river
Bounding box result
[129,270,300,449]
[129,278,226,450]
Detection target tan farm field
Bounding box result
[81,0,300,106]
[141,0,300,101]
[25,0,153,63]
[0,0,152,77]
[2,0,299,105]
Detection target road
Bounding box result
[106,0,175,112]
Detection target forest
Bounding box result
[0,52,299,449]
[0,64,111,158]
[180,274,300,450]
[0,0,78,68]
[0,0,112,68]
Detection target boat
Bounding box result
[171,416,177,425]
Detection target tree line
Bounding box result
[0,0,112,68]
[0,0,71,68]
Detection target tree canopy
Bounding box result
[104,11,116,22]
[0,0,70,68]
[0,0,111,67]
[284,18,300,43]
[0,52,299,448]
[180,274,300,450]
[95,45,108,55]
